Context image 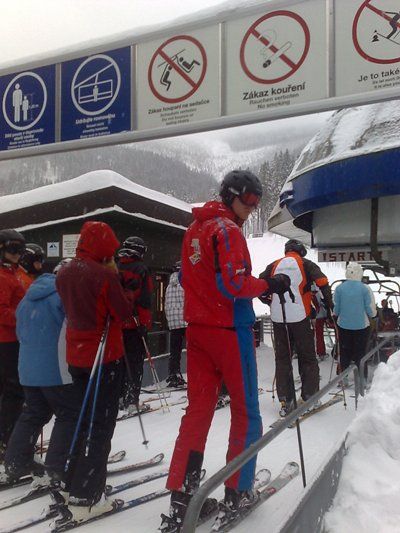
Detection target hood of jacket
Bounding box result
[76,221,120,263]
[192,201,243,227]
[25,273,57,301]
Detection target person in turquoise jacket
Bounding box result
[333,262,376,373]
[3,265,78,486]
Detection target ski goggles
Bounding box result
[4,242,25,255]
[238,192,261,208]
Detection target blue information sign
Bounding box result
[0,65,55,151]
[61,47,131,141]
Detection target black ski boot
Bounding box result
[279,398,295,417]
[166,374,186,389]
[159,490,217,532]
[212,487,259,531]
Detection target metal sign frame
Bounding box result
[0,0,399,161]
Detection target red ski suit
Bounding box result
[167,201,269,492]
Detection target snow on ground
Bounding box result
[324,351,400,533]
[0,340,357,533]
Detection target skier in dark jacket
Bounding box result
[3,263,75,486]
[116,236,153,414]
[159,170,290,532]
[53,221,131,528]
[17,243,45,291]
[0,229,26,462]
[259,239,333,417]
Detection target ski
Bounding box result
[0,452,163,492]
[117,397,187,421]
[211,462,299,532]
[0,470,170,533]
[287,396,343,428]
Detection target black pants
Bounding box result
[273,318,319,402]
[122,329,146,406]
[66,360,123,504]
[0,342,24,449]
[338,326,370,371]
[168,328,186,376]
[5,384,80,480]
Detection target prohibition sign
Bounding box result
[148,35,207,104]
[353,1,400,64]
[240,10,310,85]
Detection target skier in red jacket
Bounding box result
[159,170,290,532]
[0,229,26,461]
[54,221,131,527]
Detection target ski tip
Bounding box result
[281,461,300,478]
[154,453,165,462]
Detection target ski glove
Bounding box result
[264,273,291,295]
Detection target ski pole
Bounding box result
[85,316,111,456]
[279,292,307,488]
[64,317,110,473]
[123,352,149,447]
[132,317,169,411]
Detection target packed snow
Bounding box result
[324,351,400,533]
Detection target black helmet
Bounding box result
[219,170,262,207]
[20,243,45,274]
[118,236,147,259]
[0,229,26,259]
[285,239,307,257]
[0,229,25,246]
[172,260,181,272]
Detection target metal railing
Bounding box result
[182,365,360,533]
[359,334,398,396]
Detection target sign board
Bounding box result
[62,234,79,257]
[318,248,383,263]
[225,1,327,115]
[0,65,55,150]
[47,241,60,257]
[61,47,131,141]
[336,0,400,95]
[137,26,220,130]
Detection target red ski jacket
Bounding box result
[56,222,132,368]
[0,263,26,342]
[117,257,153,331]
[181,201,268,328]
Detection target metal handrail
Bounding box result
[182,365,359,533]
[359,334,398,395]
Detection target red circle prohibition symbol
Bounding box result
[240,10,310,85]
[353,0,400,64]
[148,35,207,104]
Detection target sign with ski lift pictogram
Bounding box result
[240,11,310,85]
[225,2,327,115]
[61,47,131,142]
[148,35,207,104]
[336,0,400,96]
[0,65,56,151]
[137,26,219,130]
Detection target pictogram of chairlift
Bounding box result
[75,63,114,104]
[157,49,186,68]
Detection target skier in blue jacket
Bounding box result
[333,262,376,374]
[3,264,78,486]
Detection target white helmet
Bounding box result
[346,262,363,281]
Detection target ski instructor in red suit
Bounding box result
[159,170,291,532]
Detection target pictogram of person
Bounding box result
[22,96,29,122]
[12,84,23,123]
[385,10,400,40]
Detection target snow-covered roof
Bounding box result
[16,205,188,233]
[285,101,400,187]
[0,170,192,215]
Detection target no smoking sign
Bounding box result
[240,10,310,85]
[148,35,207,104]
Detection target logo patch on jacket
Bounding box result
[189,239,201,265]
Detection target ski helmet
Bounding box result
[219,170,262,207]
[118,236,147,259]
[284,239,307,258]
[53,257,72,275]
[346,262,363,281]
[20,243,45,274]
[172,260,182,272]
[0,229,25,258]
